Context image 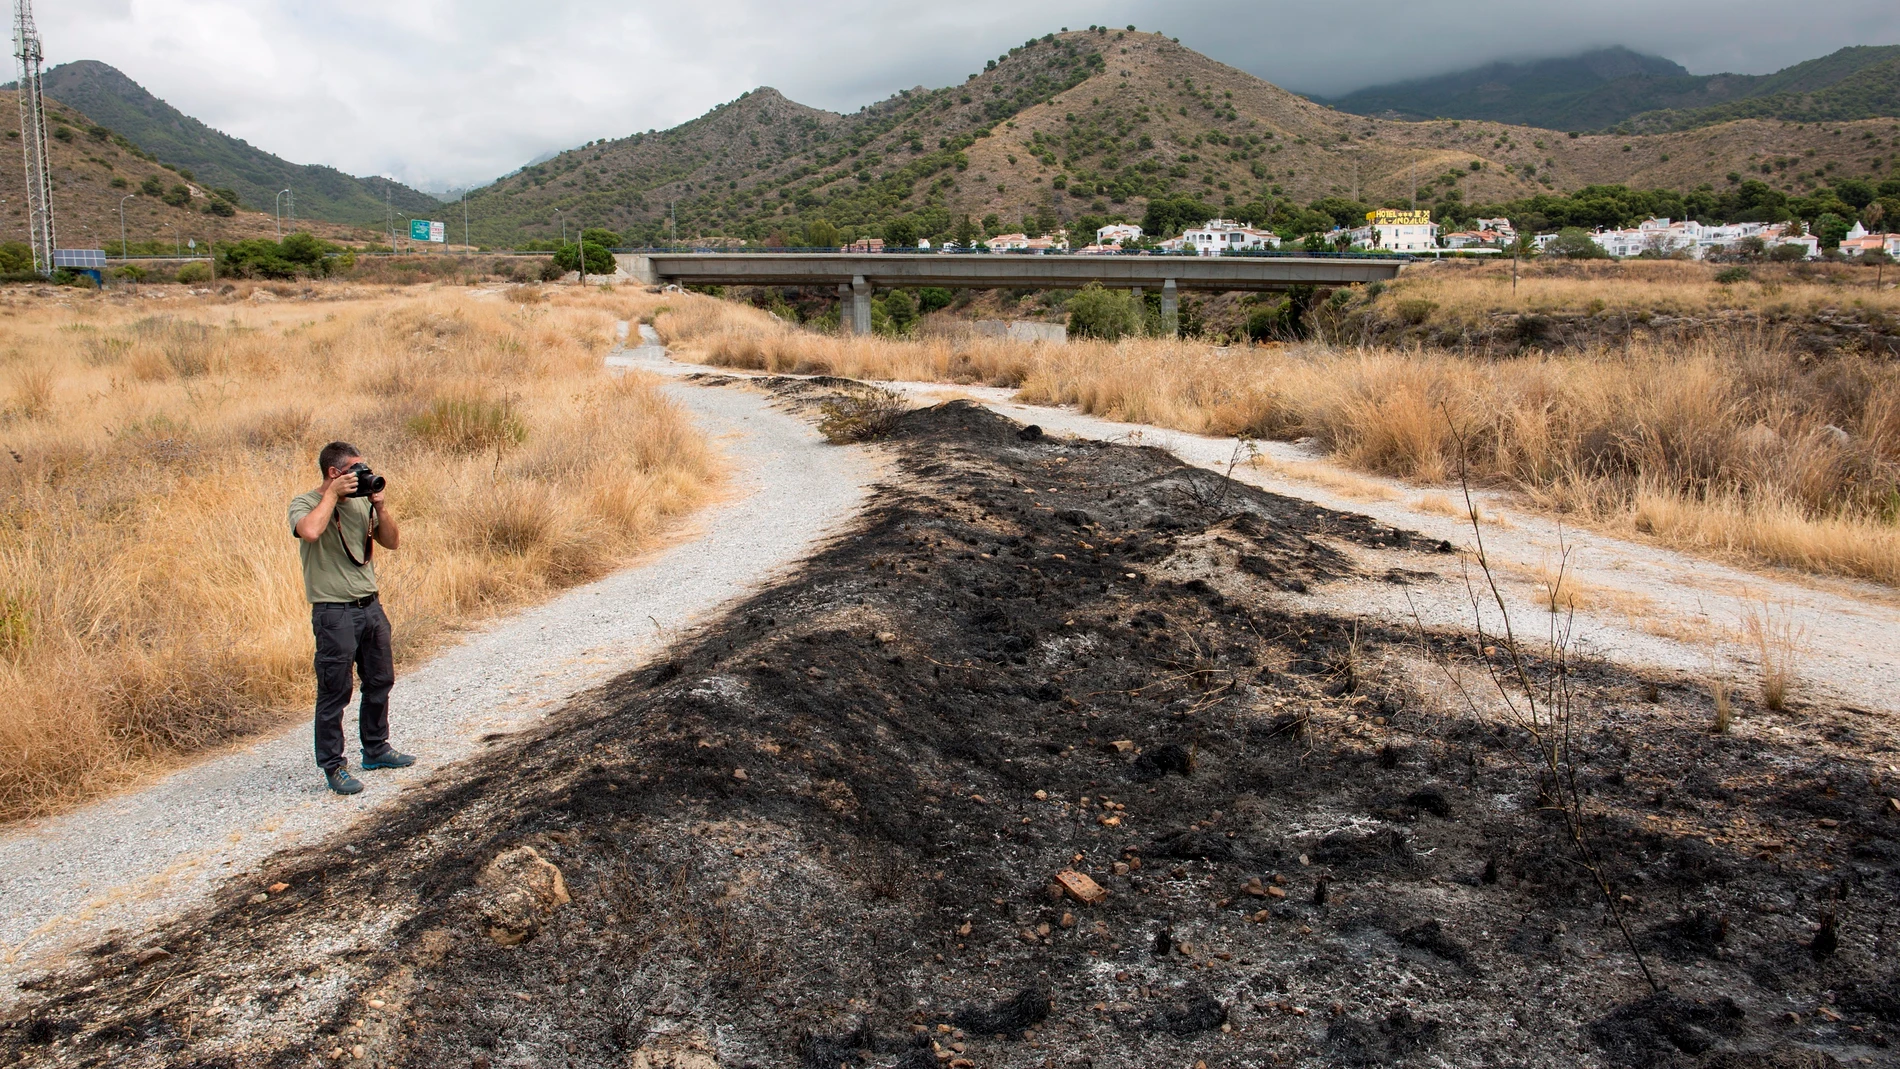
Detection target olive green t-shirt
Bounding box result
[288,490,379,604]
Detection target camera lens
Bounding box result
[365,473,387,494]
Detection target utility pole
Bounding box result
[119,193,136,257]
[13,0,56,275]
[275,189,290,239]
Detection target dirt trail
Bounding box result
[0,341,878,987]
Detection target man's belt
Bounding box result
[315,593,379,607]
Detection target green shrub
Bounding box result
[1066,282,1143,340]
[550,241,614,275]
[1395,298,1438,325]
[1714,266,1752,285]
[176,262,211,284]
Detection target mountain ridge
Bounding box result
[38,60,439,227]
[1320,45,1900,132]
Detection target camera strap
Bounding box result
[333,502,376,568]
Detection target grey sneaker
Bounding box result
[362,748,416,770]
[326,767,364,795]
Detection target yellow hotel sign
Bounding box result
[1369,209,1432,225]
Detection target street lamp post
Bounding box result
[275,189,291,239]
[119,194,137,257]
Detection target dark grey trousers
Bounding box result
[311,598,394,773]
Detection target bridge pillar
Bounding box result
[851,275,872,335]
[837,283,851,332]
[1160,279,1179,337]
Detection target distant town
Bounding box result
[844,211,1896,262]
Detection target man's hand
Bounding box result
[324,468,359,500]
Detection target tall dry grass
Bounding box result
[657,293,1900,585]
[1370,258,1900,326]
[0,284,718,820]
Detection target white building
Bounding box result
[1582,218,1820,260]
[1180,218,1281,256]
[1096,223,1143,246]
[1353,210,1439,252]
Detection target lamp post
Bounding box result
[463,199,469,249]
[275,189,291,239]
[119,194,137,257]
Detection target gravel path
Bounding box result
[0,327,876,985]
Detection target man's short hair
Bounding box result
[318,441,361,476]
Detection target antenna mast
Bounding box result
[13,0,55,275]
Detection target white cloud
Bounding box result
[39,0,1899,192]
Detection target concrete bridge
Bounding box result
[613,252,1406,335]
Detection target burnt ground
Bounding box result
[4,390,1900,1069]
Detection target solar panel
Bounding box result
[53,249,107,269]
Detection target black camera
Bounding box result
[344,462,386,498]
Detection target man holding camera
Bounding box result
[289,441,416,795]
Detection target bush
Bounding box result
[140,175,164,197]
[876,289,918,336]
[0,242,34,274]
[1769,243,1810,263]
[176,262,211,284]
[112,265,150,283]
[219,233,336,279]
[1547,228,1609,259]
[1714,266,1752,285]
[918,287,954,314]
[161,184,192,209]
[203,198,235,217]
[551,241,614,275]
[1395,298,1437,325]
[818,386,909,443]
[1066,282,1143,340]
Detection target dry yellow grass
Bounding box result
[0,284,718,820]
[658,292,1900,585]
[1370,258,1900,326]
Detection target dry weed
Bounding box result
[1742,604,1805,712]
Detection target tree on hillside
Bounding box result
[804,219,841,249]
[1309,197,1371,229]
[1067,282,1142,341]
[1142,195,1214,237]
[582,227,622,248]
[884,217,918,248]
[1814,213,1850,249]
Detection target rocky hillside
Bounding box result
[1322,44,1900,134]
[38,61,439,228]
[458,29,1900,247]
[0,90,369,257]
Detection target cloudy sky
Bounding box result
[50,0,1900,193]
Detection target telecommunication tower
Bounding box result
[12,0,55,275]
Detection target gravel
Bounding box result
[0,324,876,985]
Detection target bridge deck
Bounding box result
[619,252,1404,292]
